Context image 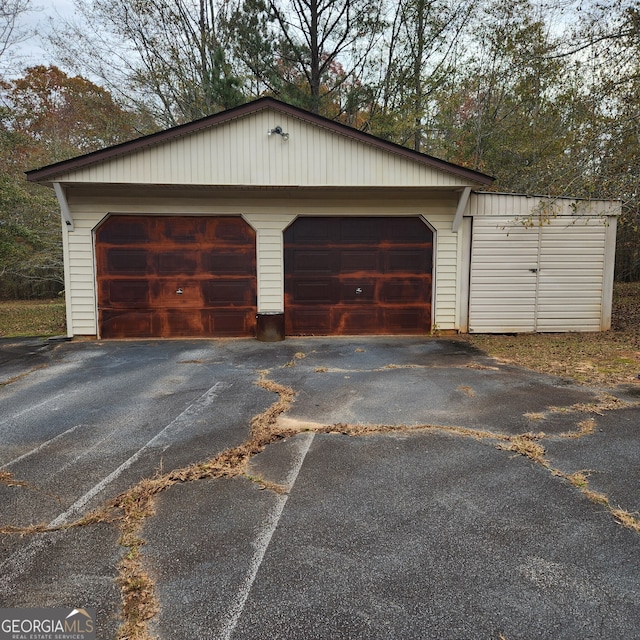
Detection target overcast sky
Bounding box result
[12,0,79,68]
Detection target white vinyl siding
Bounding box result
[243,213,296,313]
[53,110,474,189]
[66,215,100,335]
[467,193,619,333]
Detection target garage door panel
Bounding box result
[340,250,378,272]
[207,310,256,335]
[340,218,380,243]
[288,217,334,243]
[383,217,429,242]
[285,217,433,335]
[96,215,256,338]
[385,250,431,273]
[383,308,429,333]
[291,280,333,303]
[156,280,203,306]
[156,252,199,275]
[163,309,205,336]
[211,218,255,242]
[333,308,380,334]
[289,250,333,273]
[96,219,153,245]
[285,309,330,334]
[380,278,430,303]
[339,279,376,302]
[159,218,204,244]
[105,249,149,274]
[202,279,256,306]
[205,251,254,274]
[102,280,151,306]
[100,310,154,338]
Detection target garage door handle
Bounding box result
[176,288,183,294]
[529,268,538,273]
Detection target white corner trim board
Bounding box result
[452,187,471,232]
[53,182,74,231]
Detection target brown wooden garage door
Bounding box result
[96,216,256,338]
[284,217,433,335]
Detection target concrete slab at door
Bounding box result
[284,217,433,335]
[95,216,257,338]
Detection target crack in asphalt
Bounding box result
[1,365,639,640]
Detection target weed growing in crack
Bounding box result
[0,471,28,487]
[583,489,610,506]
[2,367,639,640]
[465,363,499,371]
[104,372,298,639]
[498,434,548,466]
[244,474,287,494]
[610,508,640,533]
[0,522,52,535]
[0,471,65,509]
[560,418,597,438]
[0,365,48,388]
[564,471,590,489]
[458,385,476,397]
[283,352,306,367]
[550,393,631,416]
[556,471,640,533]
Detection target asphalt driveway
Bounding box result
[1,337,639,639]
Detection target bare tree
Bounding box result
[49,0,244,127]
[0,0,33,72]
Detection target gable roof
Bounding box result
[26,97,494,187]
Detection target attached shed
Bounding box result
[26,98,619,339]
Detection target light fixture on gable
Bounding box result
[267,126,289,140]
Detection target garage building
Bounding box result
[27,98,619,339]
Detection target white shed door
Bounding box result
[469,216,608,333]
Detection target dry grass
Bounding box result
[282,352,306,367]
[0,471,28,487]
[106,372,297,640]
[244,475,288,493]
[561,470,640,533]
[0,299,66,337]
[550,393,630,416]
[560,418,597,439]
[498,434,548,465]
[464,282,640,386]
[610,508,640,533]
